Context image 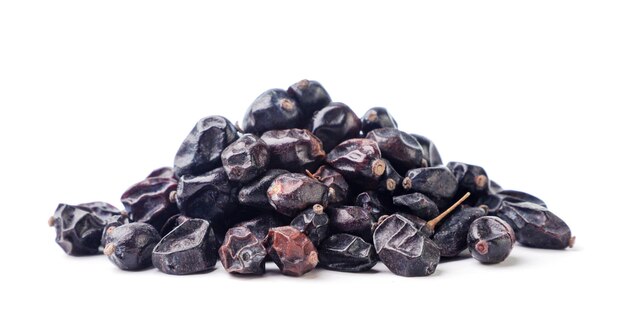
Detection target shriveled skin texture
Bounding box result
[51,204,107,255]
[287,79,332,119]
[147,167,176,180]
[467,216,515,264]
[366,128,423,175]
[318,233,377,272]
[267,173,329,217]
[152,219,218,275]
[221,134,270,183]
[477,189,547,216]
[173,115,239,178]
[79,201,124,223]
[378,159,403,193]
[373,214,440,277]
[411,134,442,167]
[238,169,289,211]
[396,213,434,237]
[242,89,303,134]
[447,162,490,205]
[326,138,385,189]
[120,177,179,231]
[159,214,190,237]
[103,223,161,270]
[260,129,326,172]
[235,213,287,241]
[432,207,487,257]
[175,167,239,237]
[355,191,388,221]
[403,166,458,201]
[498,190,547,207]
[361,107,398,134]
[218,226,267,275]
[101,215,130,247]
[327,206,374,241]
[312,165,349,205]
[309,102,361,152]
[290,208,330,246]
[392,193,439,220]
[265,226,319,277]
[496,201,571,249]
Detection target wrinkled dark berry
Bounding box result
[310,165,349,205]
[392,193,439,220]
[378,159,403,193]
[447,162,490,204]
[290,205,330,246]
[267,173,329,217]
[80,201,125,223]
[318,233,377,272]
[287,79,331,118]
[120,177,179,231]
[476,194,504,215]
[242,89,302,134]
[147,167,176,180]
[309,102,361,152]
[221,134,270,183]
[327,206,373,241]
[355,191,388,220]
[50,204,106,256]
[261,129,325,172]
[159,214,191,237]
[152,219,219,275]
[498,190,547,207]
[101,215,130,247]
[411,134,442,167]
[174,116,239,178]
[496,201,574,249]
[235,213,287,240]
[238,169,289,211]
[366,128,423,174]
[265,226,319,276]
[433,206,488,257]
[468,216,515,264]
[326,138,386,189]
[373,214,440,277]
[219,226,267,275]
[103,223,161,270]
[361,107,398,134]
[403,166,458,201]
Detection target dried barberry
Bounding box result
[219,226,267,275]
[309,165,349,205]
[147,167,176,180]
[366,128,423,174]
[355,191,389,221]
[80,201,126,223]
[265,226,319,276]
[392,193,439,220]
[361,107,398,134]
[242,89,302,134]
[327,206,374,241]
[221,134,270,183]
[378,159,403,193]
[261,129,325,172]
[498,190,547,207]
[234,213,287,241]
[447,162,490,204]
[287,79,331,118]
[159,214,190,237]
[467,216,516,264]
[309,102,361,152]
[432,206,488,257]
[238,169,289,211]
[267,173,329,217]
[290,205,330,246]
[120,177,179,231]
[411,134,442,167]
[318,233,377,272]
[49,204,106,256]
[326,138,386,189]
[402,166,458,202]
[103,223,161,270]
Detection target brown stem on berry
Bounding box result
[297,79,310,89]
[385,179,396,191]
[568,236,576,248]
[426,192,471,230]
[402,177,412,190]
[313,204,324,214]
[372,159,386,177]
[280,99,295,111]
[103,243,116,256]
[169,191,177,204]
[475,175,488,190]
[305,169,321,181]
[48,216,55,227]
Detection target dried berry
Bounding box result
[221,134,270,183]
[378,159,403,193]
[366,128,423,174]
[103,223,161,270]
[361,107,398,134]
[49,204,106,256]
[147,167,176,180]
[234,213,286,240]
[242,89,302,134]
[392,193,439,221]
[152,219,219,275]
[238,169,289,211]
[309,102,361,152]
[120,177,179,231]
[309,165,349,205]
[219,226,267,275]
[327,206,373,241]
[267,173,329,217]
[265,226,319,276]
[261,129,325,172]
[432,206,488,257]
[326,138,386,189]
[498,190,547,207]
[290,205,330,246]
[402,166,458,201]
[287,79,331,118]
[411,134,442,167]
[173,116,239,178]
[159,214,190,237]
[447,162,490,204]
[318,234,377,272]
[79,201,125,223]
[467,216,516,264]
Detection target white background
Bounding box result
[1,1,624,311]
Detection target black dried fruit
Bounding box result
[318,233,377,272]
[378,159,403,193]
[147,167,176,180]
[290,205,330,246]
[447,162,490,204]
[496,201,574,249]
[152,219,219,275]
[355,191,388,220]
[235,213,287,241]
[242,89,302,134]
[159,214,190,237]
[309,102,361,152]
[287,79,331,118]
[261,129,325,172]
[219,226,267,275]
[267,173,329,217]
[498,190,547,207]
[238,169,289,211]
[174,116,239,178]
[411,134,442,167]
[365,128,423,174]
[432,206,488,257]
[120,177,179,231]
[221,134,270,183]
[468,216,516,264]
[50,204,106,256]
[265,226,319,276]
[403,166,458,201]
[476,194,504,215]
[309,165,349,205]
[79,201,125,223]
[392,193,439,220]
[326,138,386,189]
[361,107,398,134]
[327,206,373,241]
[373,214,440,277]
[103,223,161,270]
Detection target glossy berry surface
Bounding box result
[366,128,423,174]
[309,102,361,152]
[447,162,490,204]
[242,89,302,134]
[50,204,107,256]
[267,173,329,217]
[287,79,331,118]
[103,223,161,270]
[467,216,515,264]
[327,206,374,241]
[326,138,386,189]
[120,177,179,231]
[411,134,442,167]
[261,128,325,172]
[310,165,349,205]
[238,169,289,211]
[392,193,439,220]
[265,226,319,277]
[290,205,330,246]
[318,233,377,272]
[219,226,267,275]
[234,213,287,241]
[355,191,388,221]
[403,166,458,200]
[361,107,398,134]
[221,134,270,183]
[432,206,487,257]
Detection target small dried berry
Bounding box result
[355,191,388,220]
[120,177,179,231]
[403,166,458,201]
[310,165,349,205]
[287,79,331,118]
[392,193,439,220]
[366,128,423,174]
[159,214,190,237]
[265,226,319,276]
[327,206,374,241]
[267,173,329,217]
[242,89,302,134]
[468,216,516,264]
[411,134,442,167]
[261,129,325,172]
[432,206,487,257]
[361,107,398,134]
[238,169,289,211]
[326,138,386,189]
[221,134,270,183]
[447,162,490,204]
[290,205,330,246]
[234,213,287,240]
[318,233,377,272]
[103,223,161,270]
[309,102,361,152]
[50,204,107,256]
[378,159,403,193]
[219,226,267,275]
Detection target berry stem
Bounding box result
[426,192,470,230]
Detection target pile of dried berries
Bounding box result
[49,80,575,277]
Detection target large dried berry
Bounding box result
[159,214,190,237]
[235,213,287,241]
[432,206,487,257]
[173,116,239,178]
[261,129,325,172]
[267,173,329,217]
[219,226,267,275]
[103,223,161,270]
[50,204,106,256]
[290,205,330,246]
[265,226,319,277]
[318,234,377,272]
[310,165,349,205]
[366,128,423,174]
[152,219,219,275]
[327,206,373,241]
[361,107,398,134]
[403,166,458,201]
[447,162,490,204]
[411,134,442,167]
[120,177,179,231]
[392,193,439,221]
[468,216,516,264]
[287,79,331,118]
[221,134,270,183]
[242,89,302,134]
[238,169,289,211]
[326,138,386,189]
[309,102,361,152]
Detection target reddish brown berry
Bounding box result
[265,226,319,276]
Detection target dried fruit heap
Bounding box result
[49,79,575,277]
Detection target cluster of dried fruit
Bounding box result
[49,80,574,277]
